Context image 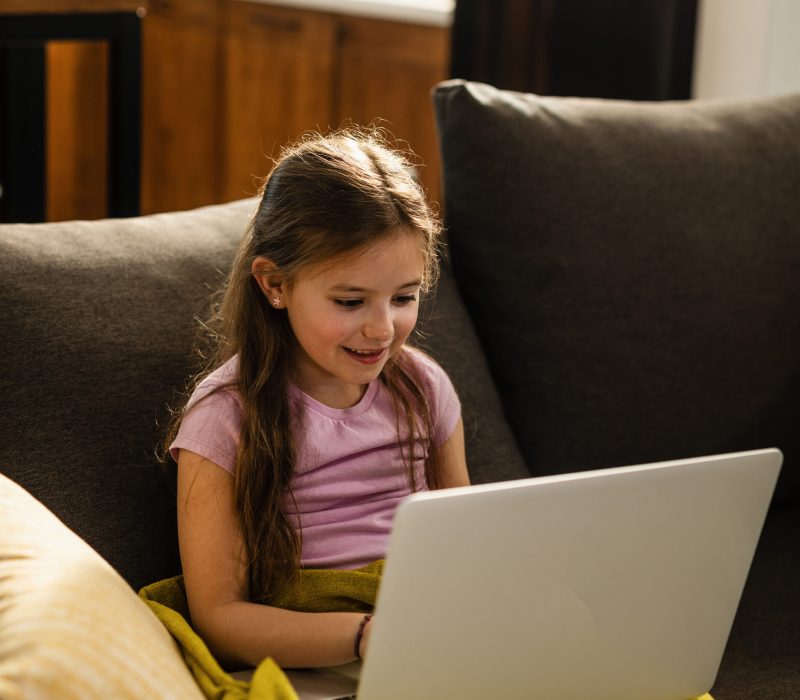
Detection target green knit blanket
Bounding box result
[139,560,382,700]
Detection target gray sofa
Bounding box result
[1,79,798,698]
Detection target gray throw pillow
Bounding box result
[417,261,530,485]
[433,79,800,502]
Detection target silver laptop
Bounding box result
[279,448,782,700]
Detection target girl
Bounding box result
[167,130,469,671]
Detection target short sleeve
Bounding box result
[169,370,243,475]
[407,349,462,448]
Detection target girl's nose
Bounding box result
[364,307,393,342]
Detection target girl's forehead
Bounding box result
[301,231,427,285]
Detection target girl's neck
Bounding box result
[291,371,369,409]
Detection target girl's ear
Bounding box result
[251,257,287,308]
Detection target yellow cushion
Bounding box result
[0,472,205,700]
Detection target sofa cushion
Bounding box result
[0,471,205,700]
[417,260,530,484]
[0,194,522,592]
[0,200,256,589]
[433,79,800,502]
[712,503,800,698]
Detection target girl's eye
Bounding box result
[334,299,363,309]
[394,294,418,305]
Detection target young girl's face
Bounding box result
[282,231,426,409]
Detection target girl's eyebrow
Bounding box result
[329,280,422,293]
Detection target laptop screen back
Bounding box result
[357,449,781,700]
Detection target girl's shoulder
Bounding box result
[187,355,241,409]
[204,354,239,385]
[396,346,461,447]
[398,346,456,397]
[171,355,243,473]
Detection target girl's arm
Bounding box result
[435,416,470,489]
[177,449,367,669]
[356,417,469,655]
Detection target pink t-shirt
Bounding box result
[170,349,461,570]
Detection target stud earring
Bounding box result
[272,297,282,307]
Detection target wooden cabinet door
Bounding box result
[46,40,109,221]
[221,1,336,202]
[334,16,450,207]
[141,0,221,214]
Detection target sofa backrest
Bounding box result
[433,79,800,504]
[1,201,254,589]
[0,196,528,588]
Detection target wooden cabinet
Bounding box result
[221,2,337,202]
[335,14,449,206]
[141,0,222,214]
[8,1,450,220]
[220,2,450,206]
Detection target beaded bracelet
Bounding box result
[354,613,373,661]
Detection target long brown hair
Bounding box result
[167,129,443,602]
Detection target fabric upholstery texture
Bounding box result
[0,199,257,590]
[433,79,800,503]
[0,472,205,700]
[416,260,530,484]
[712,503,800,698]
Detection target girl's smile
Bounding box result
[343,347,388,364]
